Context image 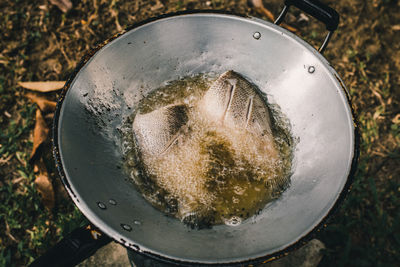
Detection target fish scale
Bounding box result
[200,71,273,137]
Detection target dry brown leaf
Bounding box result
[4,111,11,118]
[45,112,55,121]
[33,164,39,173]
[392,25,400,31]
[392,114,400,124]
[34,160,55,210]
[30,109,49,161]
[25,93,57,114]
[18,81,65,92]
[250,0,298,33]
[281,23,298,33]
[0,155,13,165]
[39,59,63,76]
[0,53,9,66]
[150,0,164,11]
[251,0,275,20]
[110,9,123,32]
[49,0,72,13]
[12,177,25,184]
[5,220,19,243]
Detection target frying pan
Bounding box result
[30,0,359,266]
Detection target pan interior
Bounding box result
[121,72,293,229]
[58,13,355,264]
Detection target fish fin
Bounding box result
[245,95,254,129]
[222,81,236,123]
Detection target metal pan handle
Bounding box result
[275,0,339,53]
[29,224,111,267]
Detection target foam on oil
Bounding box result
[121,74,294,228]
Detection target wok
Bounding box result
[31,0,359,266]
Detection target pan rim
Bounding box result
[52,10,360,266]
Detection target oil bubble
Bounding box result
[224,216,242,226]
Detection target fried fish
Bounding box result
[131,71,286,228]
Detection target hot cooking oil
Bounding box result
[120,73,294,229]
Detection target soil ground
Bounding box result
[0,0,399,266]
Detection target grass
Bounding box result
[0,103,86,266]
[0,0,399,266]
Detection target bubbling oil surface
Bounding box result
[121,74,294,228]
